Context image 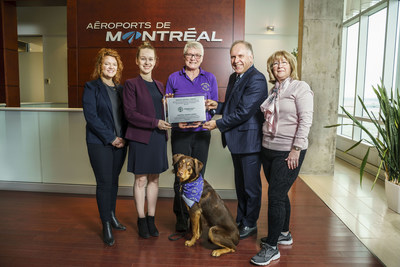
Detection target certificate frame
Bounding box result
[164,94,207,124]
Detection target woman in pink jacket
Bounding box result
[251,50,314,266]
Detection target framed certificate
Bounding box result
[165,95,206,123]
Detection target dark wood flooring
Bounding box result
[0,178,383,267]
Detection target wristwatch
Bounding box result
[293,146,301,151]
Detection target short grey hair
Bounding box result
[183,41,204,56]
[230,40,254,57]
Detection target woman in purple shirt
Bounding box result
[251,50,313,266]
[165,41,218,232]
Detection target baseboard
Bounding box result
[336,150,385,180]
[0,181,238,199]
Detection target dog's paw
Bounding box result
[211,250,222,257]
[185,240,195,247]
[211,248,235,257]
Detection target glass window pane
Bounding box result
[361,121,379,143]
[361,0,383,12]
[337,117,343,135]
[393,2,400,91]
[344,0,360,21]
[342,23,359,115]
[342,117,353,138]
[363,8,387,117]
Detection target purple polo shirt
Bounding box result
[166,67,218,132]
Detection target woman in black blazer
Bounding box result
[82,48,127,246]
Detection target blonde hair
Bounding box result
[266,50,299,84]
[136,41,157,59]
[91,48,123,84]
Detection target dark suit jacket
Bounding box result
[216,65,268,154]
[82,78,126,145]
[123,76,167,144]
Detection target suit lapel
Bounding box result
[224,74,237,104]
[97,79,113,117]
[225,66,256,105]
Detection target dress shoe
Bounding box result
[146,215,159,237]
[102,221,115,246]
[110,211,126,230]
[239,225,257,239]
[137,217,150,238]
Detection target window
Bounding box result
[342,22,359,116]
[338,0,399,142]
[363,8,386,117]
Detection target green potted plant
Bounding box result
[326,82,400,213]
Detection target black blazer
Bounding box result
[216,66,268,154]
[82,78,127,145]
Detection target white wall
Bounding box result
[17,6,68,104]
[245,0,300,87]
[19,52,45,102]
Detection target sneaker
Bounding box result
[260,232,293,246]
[250,243,280,266]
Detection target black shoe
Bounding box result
[239,225,257,239]
[111,211,126,231]
[137,217,150,238]
[102,221,115,246]
[146,215,159,237]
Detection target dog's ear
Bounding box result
[193,158,204,177]
[172,154,186,165]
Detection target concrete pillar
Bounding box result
[299,0,344,174]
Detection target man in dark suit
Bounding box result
[203,40,268,239]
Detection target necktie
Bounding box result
[235,74,241,84]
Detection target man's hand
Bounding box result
[202,120,217,130]
[205,99,218,110]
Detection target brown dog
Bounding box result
[173,154,239,257]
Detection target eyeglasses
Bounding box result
[185,53,202,59]
[272,61,288,68]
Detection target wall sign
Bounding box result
[85,21,223,43]
[68,0,244,107]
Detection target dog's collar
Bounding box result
[181,174,204,208]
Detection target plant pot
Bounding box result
[385,179,400,213]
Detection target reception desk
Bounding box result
[0,108,236,198]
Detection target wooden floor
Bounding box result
[0,178,383,267]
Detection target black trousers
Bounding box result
[231,152,262,228]
[87,143,127,222]
[171,130,211,221]
[261,147,307,246]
